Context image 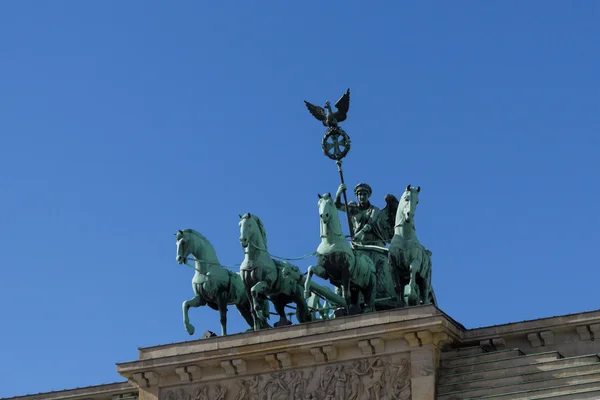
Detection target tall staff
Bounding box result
[304,89,354,239]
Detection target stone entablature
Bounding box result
[116,305,458,400]
[460,309,600,357]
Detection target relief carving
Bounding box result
[161,356,410,400]
[418,365,433,376]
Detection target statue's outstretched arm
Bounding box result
[334,183,346,212]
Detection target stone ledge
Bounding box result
[134,305,447,361]
[463,309,600,342]
[116,306,463,387]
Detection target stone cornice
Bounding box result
[463,308,600,342]
[134,305,449,359]
[116,305,462,386]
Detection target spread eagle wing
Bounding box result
[333,88,351,122]
[373,193,399,243]
[303,100,326,122]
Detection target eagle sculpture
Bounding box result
[304,88,351,128]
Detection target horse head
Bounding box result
[398,184,421,225]
[176,229,217,265]
[175,229,191,264]
[317,193,343,238]
[239,213,268,250]
[317,192,334,224]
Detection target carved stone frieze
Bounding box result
[160,355,411,400]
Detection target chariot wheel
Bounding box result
[322,127,351,161]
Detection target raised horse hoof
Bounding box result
[274,319,293,328]
[185,324,195,336]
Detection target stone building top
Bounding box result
[128,305,459,362]
[464,308,600,341]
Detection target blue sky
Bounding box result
[1,1,599,397]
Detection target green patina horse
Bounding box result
[388,185,437,306]
[238,213,312,331]
[304,193,376,315]
[175,229,256,336]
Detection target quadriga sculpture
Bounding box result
[175,229,256,336]
[238,213,312,331]
[304,193,377,315]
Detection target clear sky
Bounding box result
[1,1,599,397]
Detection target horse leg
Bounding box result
[293,286,312,323]
[398,261,412,308]
[235,302,256,332]
[304,265,327,299]
[405,259,421,306]
[350,285,360,309]
[250,281,269,331]
[243,286,260,331]
[241,271,266,331]
[395,270,409,308]
[417,272,428,305]
[424,260,437,307]
[389,251,406,308]
[182,285,207,335]
[272,295,292,327]
[362,274,376,313]
[342,270,360,316]
[216,293,228,336]
[233,283,257,331]
[429,287,438,307]
[423,260,434,305]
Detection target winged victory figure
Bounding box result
[304,88,351,128]
[376,193,400,243]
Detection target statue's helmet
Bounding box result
[354,183,372,196]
